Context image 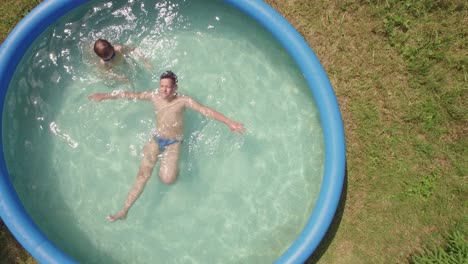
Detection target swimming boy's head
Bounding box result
[159,71,178,99]
[94,39,114,61]
[160,71,178,85]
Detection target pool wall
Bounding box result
[0,1,346,263]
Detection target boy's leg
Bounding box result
[159,142,181,184]
[107,139,159,222]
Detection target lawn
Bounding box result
[1,0,466,263]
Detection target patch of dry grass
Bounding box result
[0,0,40,45]
[0,219,36,264]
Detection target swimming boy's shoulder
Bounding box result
[176,93,190,100]
[113,45,124,52]
[116,45,136,54]
[176,94,197,105]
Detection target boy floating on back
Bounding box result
[88,70,245,222]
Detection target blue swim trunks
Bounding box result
[154,136,179,153]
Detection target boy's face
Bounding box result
[159,78,176,99]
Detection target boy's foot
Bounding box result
[106,211,128,222]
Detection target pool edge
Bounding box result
[0,1,88,264]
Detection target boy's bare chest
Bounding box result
[153,98,185,115]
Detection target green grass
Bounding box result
[410,231,467,264]
[0,0,41,45]
[1,0,467,263]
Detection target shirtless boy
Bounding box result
[93,38,152,82]
[88,71,245,222]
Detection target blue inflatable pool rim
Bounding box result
[0,1,346,263]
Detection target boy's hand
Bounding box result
[227,120,245,134]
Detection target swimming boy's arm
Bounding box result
[88,91,153,101]
[185,96,245,133]
[122,45,153,70]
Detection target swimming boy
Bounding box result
[88,71,245,222]
[93,38,152,82]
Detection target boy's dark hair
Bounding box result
[160,70,178,85]
[94,39,113,58]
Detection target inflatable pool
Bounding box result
[0,1,345,263]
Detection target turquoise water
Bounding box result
[2,0,324,263]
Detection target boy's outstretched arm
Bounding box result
[186,97,245,133]
[88,91,153,101]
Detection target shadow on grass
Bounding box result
[0,217,35,263]
[306,164,348,264]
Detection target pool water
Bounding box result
[2,0,324,263]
